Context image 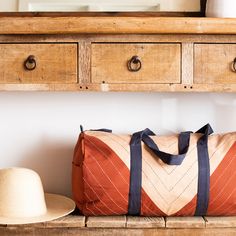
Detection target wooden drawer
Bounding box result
[91,43,181,84]
[0,44,77,83]
[194,44,236,84]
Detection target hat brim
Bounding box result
[0,193,75,225]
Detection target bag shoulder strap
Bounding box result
[195,123,213,216]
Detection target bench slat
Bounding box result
[205,217,236,228]
[127,216,165,228]
[86,216,126,228]
[5,215,86,229]
[46,215,85,228]
[166,217,206,228]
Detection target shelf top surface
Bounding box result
[0,14,236,35]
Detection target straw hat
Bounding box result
[0,168,75,225]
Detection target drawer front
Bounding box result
[91,43,181,84]
[194,44,236,84]
[0,44,77,83]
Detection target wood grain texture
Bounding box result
[1,228,236,236]
[2,216,236,236]
[0,43,78,84]
[1,215,85,229]
[0,26,236,92]
[194,44,236,84]
[86,216,126,228]
[0,215,236,236]
[79,41,91,83]
[1,83,236,92]
[166,217,206,228]
[205,217,236,228]
[2,228,236,236]
[182,43,194,84]
[45,215,85,228]
[92,43,181,84]
[127,217,165,228]
[0,17,236,35]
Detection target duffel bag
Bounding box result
[72,124,236,216]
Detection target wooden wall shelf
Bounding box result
[0,16,236,35]
[0,16,236,92]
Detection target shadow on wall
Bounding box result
[17,138,74,198]
[213,95,236,132]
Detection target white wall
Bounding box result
[0,0,18,11]
[0,1,233,199]
[0,92,236,197]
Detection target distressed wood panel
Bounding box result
[0,17,235,91]
[127,217,165,228]
[86,216,126,228]
[2,228,236,236]
[2,215,85,229]
[0,43,78,83]
[166,217,206,228]
[182,43,194,84]
[1,216,236,235]
[92,43,181,84]
[1,83,236,92]
[79,41,91,83]
[194,44,236,84]
[46,215,85,228]
[0,17,236,35]
[205,217,236,228]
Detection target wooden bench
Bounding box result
[1,215,236,236]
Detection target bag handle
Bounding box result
[80,125,112,133]
[130,128,192,166]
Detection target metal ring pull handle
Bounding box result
[233,58,236,73]
[24,55,37,71]
[127,56,142,72]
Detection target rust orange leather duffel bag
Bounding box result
[72,124,236,216]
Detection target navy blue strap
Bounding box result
[194,123,213,216]
[142,131,191,165]
[128,129,154,215]
[90,128,112,133]
[80,125,84,133]
[128,129,191,215]
[80,125,112,133]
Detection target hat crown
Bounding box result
[0,168,47,218]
